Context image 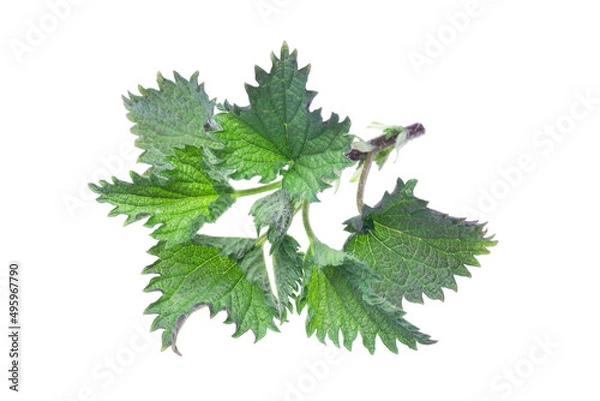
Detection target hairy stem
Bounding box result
[345,122,425,162]
[232,181,281,199]
[302,200,318,244]
[356,151,374,211]
[255,233,268,247]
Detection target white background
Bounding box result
[2,1,599,400]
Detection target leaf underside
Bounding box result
[123,71,219,174]
[250,190,295,246]
[271,235,304,319]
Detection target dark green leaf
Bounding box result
[212,43,354,201]
[345,178,497,304]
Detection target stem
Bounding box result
[255,233,267,247]
[345,122,425,162]
[232,180,281,199]
[356,151,374,211]
[302,200,318,244]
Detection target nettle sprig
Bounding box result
[90,43,496,355]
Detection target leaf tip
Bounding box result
[171,344,182,356]
[280,41,290,57]
[155,71,166,87]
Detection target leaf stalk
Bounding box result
[302,200,319,244]
[232,180,282,199]
[356,151,374,211]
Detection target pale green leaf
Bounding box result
[301,244,434,354]
[90,146,233,247]
[271,235,303,318]
[249,190,295,246]
[143,237,279,354]
[124,71,220,173]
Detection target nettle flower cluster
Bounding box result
[91,43,495,355]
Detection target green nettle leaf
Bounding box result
[344,178,497,305]
[90,146,234,247]
[143,237,279,355]
[199,234,304,320]
[124,71,220,173]
[311,241,347,267]
[91,43,497,355]
[249,190,295,246]
[300,243,434,354]
[212,43,354,201]
[193,235,275,295]
[271,235,304,318]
